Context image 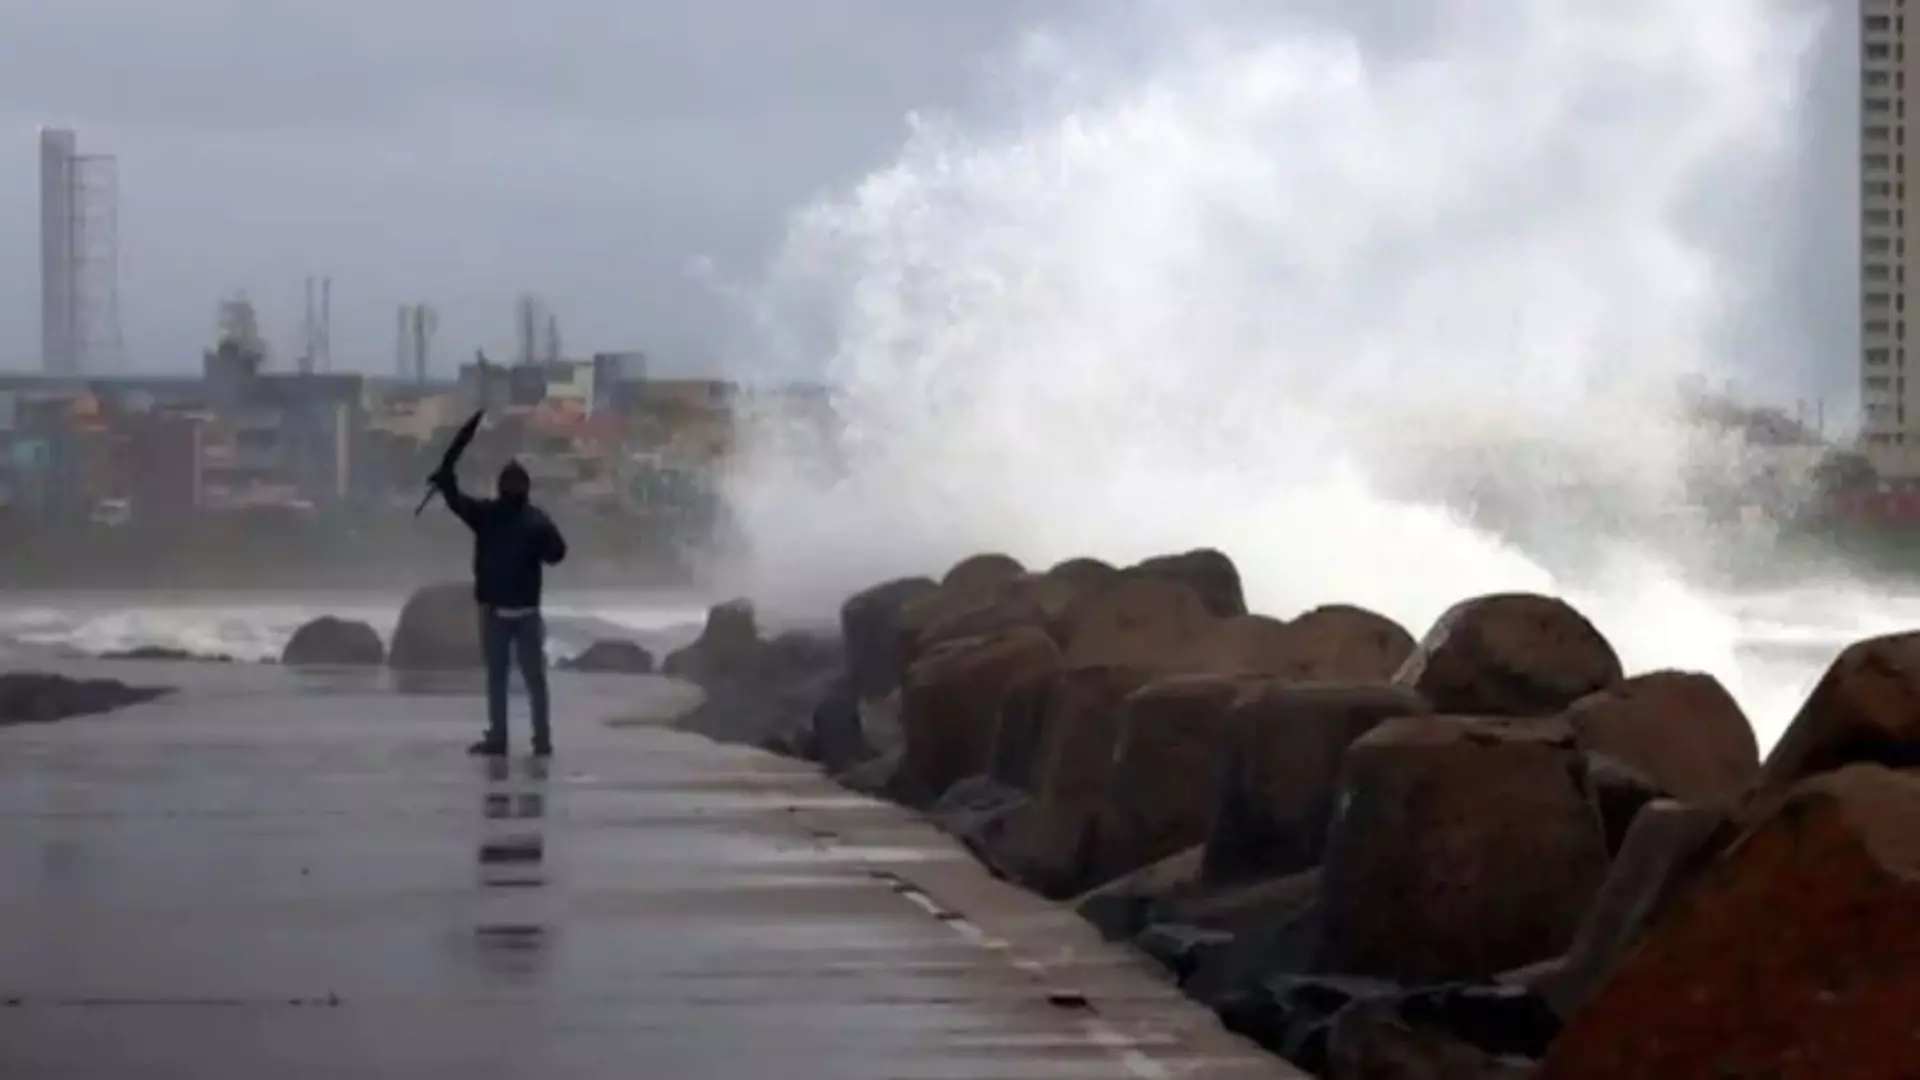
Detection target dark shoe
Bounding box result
[467,737,508,757]
[531,739,553,758]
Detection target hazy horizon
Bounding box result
[0,0,1860,412]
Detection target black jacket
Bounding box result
[433,475,567,609]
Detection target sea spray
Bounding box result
[720,0,1829,743]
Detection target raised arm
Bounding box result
[430,470,486,531]
[539,512,568,566]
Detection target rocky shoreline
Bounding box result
[659,547,1914,1080]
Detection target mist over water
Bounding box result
[719,0,1849,745]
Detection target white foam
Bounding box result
[721,0,1840,748]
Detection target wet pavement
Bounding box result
[0,660,1299,1079]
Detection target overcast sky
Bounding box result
[0,0,1084,377]
[0,0,1855,407]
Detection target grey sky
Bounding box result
[0,0,1079,376]
[0,0,1854,409]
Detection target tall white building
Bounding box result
[38,127,79,377]
[36,127,121,378]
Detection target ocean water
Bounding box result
[712,0,1871,749]
[0,592,714,667]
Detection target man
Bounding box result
[430,460,568,757]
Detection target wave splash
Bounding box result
[721,0,1833,741]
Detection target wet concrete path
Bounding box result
[0,661,1296,1079]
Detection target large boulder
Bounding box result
[963,796,1106,900]
[1129,547,1248,618]
[1096,674,1252,882]
[1033,664,1163,806]
[1574,752,1668,855]
[983,653,1056,791]
[1317,715,1611,983]
[1518,798,1734,1020]
[1055,575,1217,670]
[1394,593,1622,717]
[1045,556,1120,590]
[839,576,940,701]
[941,552,1027,594]
[897,626,1061,806]
[1181,607,1416,681]
[1186,616,1300,676]
[913,581,1053,658]
[1172,870,1329,1009]
[282,616,385,667]
[889,557,1036,676]
[1203,682,1433,886]
[1222,975,1552,1079]
[809,674,869,773]
[388,583,481,670]
[1325,998,1545,1080]
[969,663,1161,898]
[1074,844,1206,942]
[1754,630,1920,807]
[1562,670,1758,807]
[0,672,170,725]
[1276,604,1417,683]
[1540,765,1920,1080]
[557,639,654,674]
[661,599,761,682]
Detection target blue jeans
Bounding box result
[481,609,550,747]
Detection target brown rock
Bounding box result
[839,575,939,701]
[1046,556,1120,589]
[1202,682,1433,886]
[388,583,481,670]
[897,626,1062,806]
[940,552,1027,594]
[1395,593,1622,717]
[1098,674,1253,881]
[1187,615,1299,675]
[891,557,1041,676]
[1032,664,1162,805]
[1541,765,1920,1080]
[1326,1008,1536,1080]
[1317,715,1610,983]
[915,582,1051,656]
[964,796,1107,900]
[1755,630,1920,806]
[1563,670,1758,807]
[1055,575,1217,671]
[1169,867,1323,933]
[1280,604,1418,683]
[662,598,761,681]
[973,663,1161,899]
[1074,845,1206,941]
[1130,547,1248,618]
[1575,753,1666,856]
[557,638,653,674]
[1522,798,1733,1020]
[984,661,1055,791]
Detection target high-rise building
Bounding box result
[1862,6,1920,474]
[37,128,121,378]
[38,127,78,377]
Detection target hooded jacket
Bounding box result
[432,473,568,609]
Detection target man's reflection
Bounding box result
[472,757,551,977]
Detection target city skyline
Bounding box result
[0,0,1861,407]
[0,1,1060,380]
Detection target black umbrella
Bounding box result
[414,409,485,516]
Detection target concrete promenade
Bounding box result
[0,658,1298,1079]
